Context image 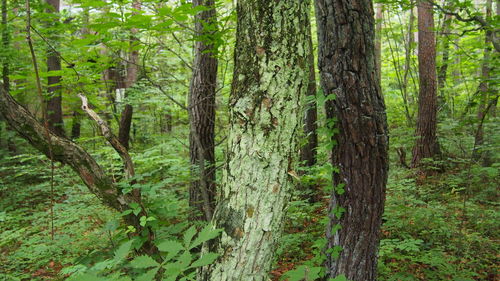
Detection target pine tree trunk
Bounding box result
[315,0,389,279]
[188,0,218,222]
[46,0,65,137]
[200,1,309,279]
[411,0,440,167]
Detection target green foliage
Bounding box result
[64,224,222,281]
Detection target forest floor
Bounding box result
[0,148,498,280]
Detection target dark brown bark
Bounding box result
[315,0,389,279]
[118,104,133,150]
[46,0,65,137]
[188,0,217,221]
[411,0,440,167]
[71,111,81,140]
[437,11,453,112]
[300,16,318,168]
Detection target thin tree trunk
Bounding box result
[71,111,81,140]
[188,0,218,221]
[46,0,65,137]
[473,0,494,165]
[300,13,318,168]
[118,0,141,150]
[200,1,309,279]
[437,13,453,112]
[412,0,440,167]
[375,3,383,84]
[315,0,389,279]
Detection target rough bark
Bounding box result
[315,0,389,279]
[200,1,309,280]
[188,0,218,222]
[46,0,65,137]
[411,0,440,167]
[300,15,318,168]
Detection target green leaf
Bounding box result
[136,267,160,281]
[183,226,196,247]
[157,240,183,261]
[130,255,160,268]
[189,225,221,249]
[114,240,133,260]
[189,252,219,268]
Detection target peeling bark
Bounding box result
[200,1,309,280]
[315,0,389,279]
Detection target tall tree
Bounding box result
[375,3,383,84]
[315,0,389,280]
[200,1,310,279]
[300,13,318,168]
[46,0,65,137]
[473,0,497,165]
[118,0,141,150]
[188,0,218,221]
[411,0,440,167]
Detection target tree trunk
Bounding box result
[117,0,141,150]
[70,111,81,140]
[188,0,218,222]
[473,0,494,165]
[300,13,318,168]
[315,0,389,279]
[200,1,309,280]
[375,3,383,84]
[411,0,440,167]
[437,12,453,112]
[46,0,65,137]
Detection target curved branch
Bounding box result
[0,87,129,210]
[78,94,135,179]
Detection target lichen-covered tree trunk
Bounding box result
[46,0,65,137]
[188,0,218,221]
[412,0,440,167]
[315,0,389,279]
[200,1,310,280]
